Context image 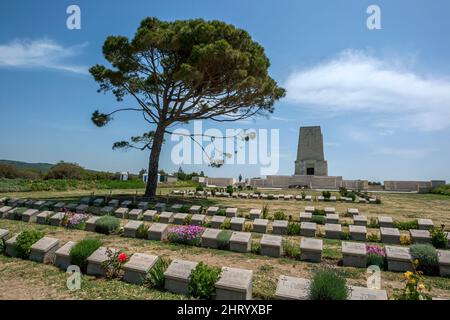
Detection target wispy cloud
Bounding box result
[285,50,450,131]
[0,38,88,74]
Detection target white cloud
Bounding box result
[0,38,88,74]
[285,50,450,131]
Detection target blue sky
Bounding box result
[1,0,450,182]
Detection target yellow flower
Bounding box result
[404,271,413,279]
[418,284,425,291]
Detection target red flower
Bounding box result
[118,252,127,263]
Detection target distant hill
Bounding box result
[0,159,54,172]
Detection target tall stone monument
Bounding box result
[295,126,328,176]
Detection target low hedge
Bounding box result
[14,230,45,259]
[69,238,103,272]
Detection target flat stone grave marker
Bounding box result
[171,204,183,213]
[128,209,143,220]
[164,259,198,295]
[7,207,23,220]
[173,213,188,225]
[349,225,367,241]
[229,231,251,253]
[272,220,288,235]
[32,200,46,209]
[189,205,202,214]
[300,237,322,262]
[207,206,219,216]
[87,247,118,276]
[300,222,317,237]
[36,211,55,224]
[0,229,9,240]
[30,237,60,263]
[66,203,78,211]
[143,210,157,221]
[5,234,19,257]
[41,201,54,210]
[211,216,226,229]
[100,206,115,215]
[353,215,368,226]
[260,234,283,257]
[325,213,339,224]
[251,194,260,199]
[304,206,315,213]
[123,253,159,285]
[21,209,39,222]
[215,267,253,300]
[342,241,367,268]
[295,195,303,201]
[124,221,144,238]
[155,203,166,213]
[324,207,335,214]
[418,218,434,230]
[253,219,269,233]
[50,212,66,226]
[85,216,101,232]
[16,199,27,206]
[230,217,245,231]
[76,204,89,214]
[158,211,174,224]
[260,194,268,199]
[325,223,342,239]
[330,196,337,201]
[191,214,206,226]
[138,201,149,210]
[148,223,169,241]
[437,250,450,277]
[305,195,313,201]
[93,198,104,206]
[25,199,35,207]
[299,212,312,222]
[379,216,394,228]
[53,202,66,211]
[201,228,222,249]
[115,207,129,219]
[349,286,388,300]
[317,196,325,201]
[249,209,262,219]
[275,275,310,300]
[410,229,431,244]
[380,227,401,244]
[120,200,132,208]
[347,208,359,217]
[54,241,75,270]
[108,199,119,207]
[385,246,413,272]
[6,198,19,206]
[0,206,12,218]
[225,207,238,218]
[79,197,91,205]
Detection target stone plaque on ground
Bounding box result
[349,225,367,241]
[378,216,394,228]
[230,217,245,231]
[87,247,117,276]
[66,203,78,211]
[304,206,315,213]
[325,223,342,239]
[275,275,310,300]
[260,234,283,257]
[148,223,169,241]
[249,209,262,219]
[93,198,104,206]
[353,215,367,226]
[300,222,317,237]
[410,229,431,244]
[191,214,206,226]
[138,201,149,210]
[253,219,269,233]
[299,212,312,222]
[120,200,132,208]
[349,286,388,300]
[21,209,39,222]
[108,199,119,207]
[215,267,253,300]
[124,221,144,238]
[164,259,198,295]
[174,213,188,225]
[189,205,202,214]
[272,220,288,235]
[325,213,339,224]
[229,232,251,253]
[155,203,166,213]
[54,241,75,270]
[380,227,400,244]
[32,200,46,209]
[158,211,174,224]
[342,241,367,268]
[85,216,100,232]
[437,250,450,277]
[418,218,434,230]
[300,238,322,262]
[324,207,336,214]
[5,234,19,257]
[50,212,65,226]
[211,216,226,229]
[201,228,222,249]
[143,210,157,221]
[53,202,66,211]
[80,197,91,205]
[115,207,129,219]
[100,206,114,215]
[171,204,183,213]
[76,204,89,214]
[207,206,219,216]
[123,253,159,285]
[347,208,359,217]
[0,206,12,218]
[225,207,238,218]
[128,209,143,220]
[385,245,413,272]
[0,229,9,240]
[29,237,60,263]
[36,211,55,224]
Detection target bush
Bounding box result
[226,185,234,195]
[145,257,170,288]
[314,209,326,216]
[188,262,221,299]
[70,238,103,272]
[287,222,301,235]
[394,220,419,230]
[220,219,231,230]
[14,230,44,259]
[311,215,325,225]
[273,211,286,220]
[400,234,412,246]
[322,191,331,199]
[309,268,350,300]
[367,233,381,242]
[340,231,351,240]
[368,217,379,228]
[283,240,300,259]
[430,228,448,249]
[216,208,226,216]
[410,244,439,276]
[262,203,269,219]
[136,224,149,239]
[251,241,261,254]
[179,205,190,213]
[217,230,232,249]
[95,216,120,235]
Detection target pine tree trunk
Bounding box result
[144,124,165,199]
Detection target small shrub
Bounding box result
[262,203,269,219]
[195,185,204,192]
[216,208,226,216]
[101,248,128,279]
[70,238,103,272]
[410,244,439,276]
[188,262,221,299]
[179,205,190,213]
[287,222,301,235]
[11,207,27,220]
[144,257,171,289]
[322,191,331,199]
[367,217,379,228]
[14,230,44,259]
[430,227,448,249]
[311,215,325,225]
[273,211,286,220]
[136,224,149,239]
[394,220,419,230]
[309,268,350,300]
[400,234,412,246]
[392,261,432,300]
[95,216,120,235]
[217,230,232,249]
[251,241,261,254]
[367,233,380,243]
[220,219,231,230]
[314,209,326,216]
[340,231,351,240]
[226,185,234,195]
[366,244,386,270]
[283,240,300,259]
